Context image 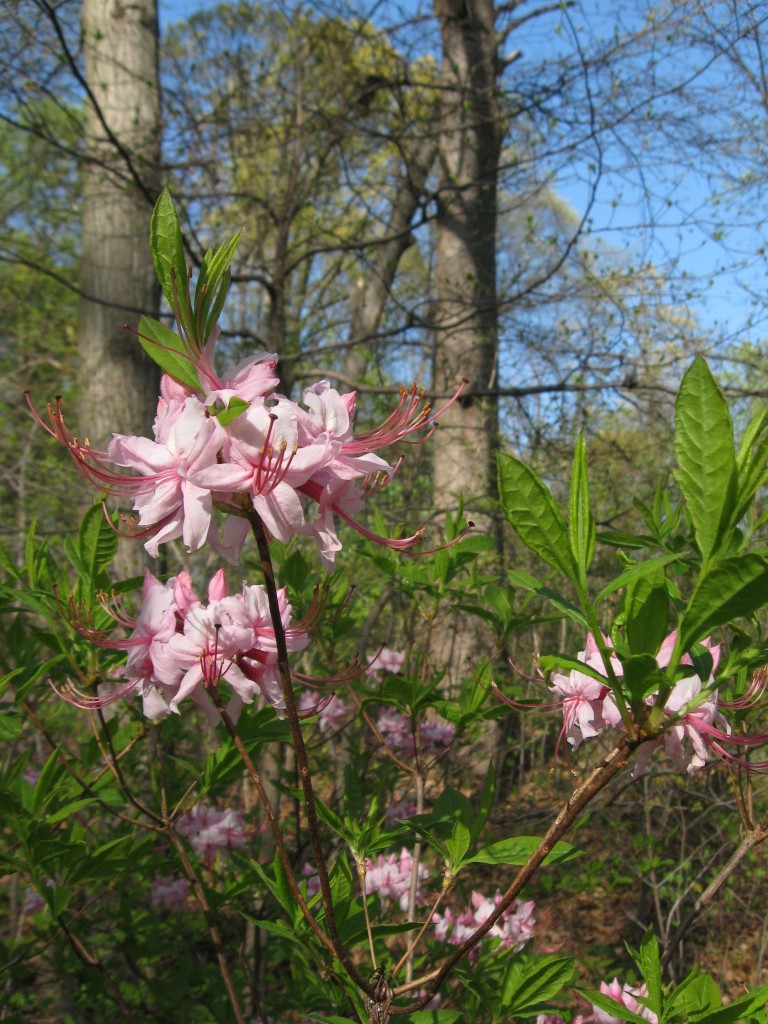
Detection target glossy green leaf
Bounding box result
[214,395,249,426]
[137,316,199,391]
[506,569,589,629]
[636,926,662,1015]
[679,551,768,652]
[620,654,663,704]
[150,188,192,337]
[445,820,471,870]
[79,503,118,581]
[582,990,650,1024]
[497,452,580,584]
[538,654,608,685]
[569,431,595,579]
[625,570,669,656]
[674,356,737,561]
[466,837,579,866]
[408,1012,462,1024]
[689,985,768,1024]
[196,230,242,342]
[595,553,682,606]
[501,954,576,1015]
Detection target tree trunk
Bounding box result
[79,0,162,577]
[432,0,501,518]
[430,0,502,730]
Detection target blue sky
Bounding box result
[157,0,768,351]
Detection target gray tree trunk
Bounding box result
[432,0,501,518]
[431,0,502,721]
[79,0,162,577]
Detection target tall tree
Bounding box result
[78,0,162,569]
[432,0,502,521]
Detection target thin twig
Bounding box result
[167,831,247,1024]
[206,686,335,958]
[391,738,634,1012]
[246,508,371,994]
[661,825,768,969]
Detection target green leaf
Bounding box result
[137,316,199,391]
[538,654,608,685]
[0,711,22,740]
[595,553,683,606]
[569,432,595,580]
[674,356,737,562]
[408,1012,462,1024]
[679,551,768,652]
[497,452,580,584]
[506,569,589,629]
[620,654,662,704]
[582,990,650,1024]
[196,230,242,342]
[501,954,575,1015]
[733,408,768,526]
[466,837,579,866]
[79,503,118,581]
[214,396,249,426]
[689,985,768,1024]
[251,850,299,919]
[149,188,192,338]
[624,570,669,656]
[445,820,472,870]
[635,926,662,1016]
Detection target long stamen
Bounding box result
[253,414,298,495]
[342,379,469,455]
[51,676,139,710]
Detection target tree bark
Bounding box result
[432,0,501,518]
[430,0,503,740]
[79,0,162,576]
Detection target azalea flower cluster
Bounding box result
[60,567,308,719]
[150,875,190,911]
[176,803,248,864]
[546,630,763,773]
[297,691,351,734]
[364,847,429,911]
[434,891,536,952]
[30,337,464,570]
[365,647,407,677]
[376,707,456,759]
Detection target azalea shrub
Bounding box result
[2,191,768,1023]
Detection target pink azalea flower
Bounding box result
[28,341,467,566]
[375,708,455,759]
[592,979,657,1024]
[549,634,619,751]
[366,648,406,677]
[150,875,190,911]
[364,848,429,911]
[434,891,535,952]
[297,692,350,734]
[109,396,228,556]
[21,888,47,916]
[543,629,768,775]
[176,804,247,865]
[56,571,308,720]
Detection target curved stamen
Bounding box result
[342,379,469,455]
[51,676,139,710]
[253,414,298,496]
